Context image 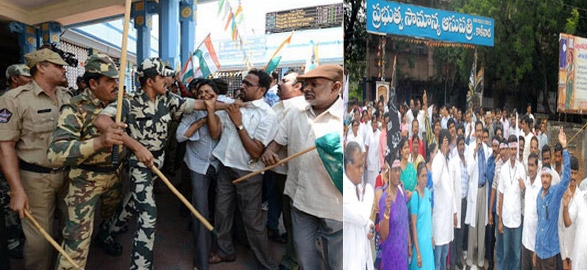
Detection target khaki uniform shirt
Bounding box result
[275,96,344,221]
[0,80,71,168]
[47,88,124,167]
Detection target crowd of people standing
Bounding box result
[344,92,587,270]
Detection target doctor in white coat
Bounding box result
[465,121,492,268]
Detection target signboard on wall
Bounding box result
[558,33,587,114]
[265,3,343,34]
[366,0,494,47]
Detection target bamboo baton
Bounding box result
[567,121,587,144]
[150,166,215,233]
[111,0,132,165]
[24,210,80,269]
[232,145,317,184]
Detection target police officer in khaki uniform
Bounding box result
[0,63,31,259]
[47,54,126,270]
[0,48,72,270]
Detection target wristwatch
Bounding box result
[237,124,245,131]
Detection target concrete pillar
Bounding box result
[8,22,37,61]
[38,21,62,46]
[159,0,180,69]
[180,0,196,69]
[132,0,158,64]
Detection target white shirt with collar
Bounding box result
[213,99,277,172]
[498,159,527,228]
[275,97,344,221]
[522,172,542,252]
[450,149,474,228]
[343,173,374,270]
[569,190,587,269]
[270,96,308,175]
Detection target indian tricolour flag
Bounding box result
[193,34,221,79]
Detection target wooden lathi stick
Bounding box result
[232,145,317,184]
[24,210,80,269]
[150,166,214,232]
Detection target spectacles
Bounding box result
[241,80,258,88]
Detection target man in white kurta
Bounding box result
[559,155,580,270]
[364,117,381,187]
[564,189,587,270]
[432,130,456,269]
[343,142,374,270]
[521,154,542,270]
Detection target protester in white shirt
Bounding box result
[520,153,543,270]
[343,142,374,270]
[563,184,587,270]
[346,119,365,152]
[364,116,381,187]
[498,135,527,270]
[559,156,580,270]
[432,129,457,269]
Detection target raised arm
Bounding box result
[95,114,154,167]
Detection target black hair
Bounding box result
[447,118,456,129]
[196,79,219,94]
[554,143,563,153]
[417,162,427,176]
[426,143,437,163]
[528,153,539,166]
[542,144,551,155]
[508,135,518,143]
[247,68,272,92]
[212,78,228,95]
[475,120,483,130]
[457,124,465,135]
[397,138,409,160]
[571,155,579,170]
[138,71,158,87]
[483,128,489,135]
[439,129,451,146]
[456,135,465,145]
[518,135,525,145]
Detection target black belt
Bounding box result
[478,183,486,188]
[76,163,118,173]
[19,160,62,174]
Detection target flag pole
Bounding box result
[111,0,132,165]
[232,146,316,184]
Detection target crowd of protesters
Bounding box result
[343,92,587,270]
[0,46,344,270]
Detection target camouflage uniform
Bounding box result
[46,54,124,270]
[99,57,195,270]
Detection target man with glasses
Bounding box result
[261,64,344,269]
[208,68,278,269]
[264,68,306,270]
[0,48,72,269]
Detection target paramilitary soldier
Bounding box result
[47,54,127,270]
[0,48,72,270]
[94,57,234,270]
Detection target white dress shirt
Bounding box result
[276,97,344,221]
[365,128,381,172]
[569,190,587,269]
[559,189,579,260]
[213,99,277,171]
[498,160,526,228]
[270,96,308,175]
[522,174,542,251]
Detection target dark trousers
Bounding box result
[450,198,467,269]
[0,204,10,270]
[535,253,562,270]
[215,163,277,269]
[485,211,496,269]
[521,245,534,270]
[265,171,283,232]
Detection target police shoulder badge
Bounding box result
[0,108,12,123]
